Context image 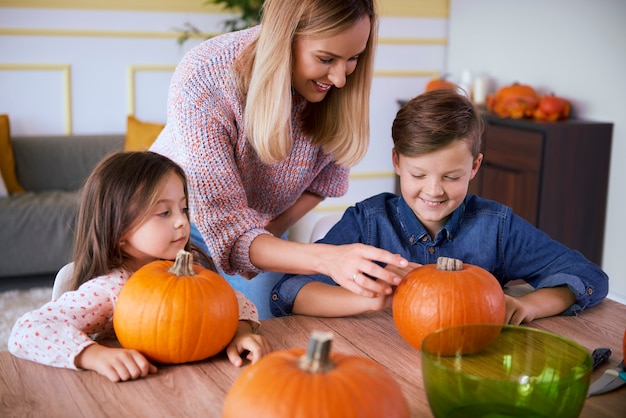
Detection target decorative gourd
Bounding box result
[113,250,239,364]
[424,76,457,92]
[533,93,570,121]
[392,257,506,351]
[487,82,538,119]
[222,331,410,418]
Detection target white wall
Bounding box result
[0,6,449,244]
[446,0,626,304]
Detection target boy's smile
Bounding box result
[393,140,482,238]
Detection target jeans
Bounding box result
[190,223,281,320]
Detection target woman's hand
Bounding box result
[225,321,272,367]
[385,261,422,278]
[75,343,157,382]
[322,243,409,298]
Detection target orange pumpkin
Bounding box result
[222,331,410,418]
[114,250,239,364]
[425,76,457,92]
[533,93,570,121]
[392,257,506,350]
[487,82,538,119]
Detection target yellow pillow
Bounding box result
[0,114,25,194]
[124,115,165,151]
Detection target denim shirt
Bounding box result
[270,193,609,317]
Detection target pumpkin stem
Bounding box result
[298,331,335,373]
[436,256,463,271]
[168,249,196,276]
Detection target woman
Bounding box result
[151,0,408,318]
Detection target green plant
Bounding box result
[177,0,264,45]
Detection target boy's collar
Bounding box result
[397,195,466,242]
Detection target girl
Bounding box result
[8,151,271,382]
[150,0,408,319]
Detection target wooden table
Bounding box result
[1,289,625,417]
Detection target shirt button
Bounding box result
[421,236,428,242]
[271,294,278,301]
[409,237,415,243]
[428,247,435,254]
[587,288,593,295]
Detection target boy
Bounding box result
[269,89,608,324]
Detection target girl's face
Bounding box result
[121,172,190,271]
[291,16,371,103]
[393,140,482,238]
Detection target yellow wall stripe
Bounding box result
[127,65,176,115]
[375,70,440,78]
[0,0,448,17]
[0,28,446,47]
[0,28,220,39]
[0,63,72,134]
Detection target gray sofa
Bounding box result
[0,134,124,278]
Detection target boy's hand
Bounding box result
[75,343,157,382]
[225,321,272,367]
[504,286,576,325]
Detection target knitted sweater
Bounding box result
[151,26,350,275]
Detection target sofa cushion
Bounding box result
[0,191,79,276]
[13,135,124,192]
[0,114,25,194]
[125,115,164,151]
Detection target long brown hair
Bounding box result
[69,151,215,290]
[236,0,378,166]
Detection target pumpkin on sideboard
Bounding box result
[533,93,571,121]
[222,331,410,418]
[113,250,239,364]
[487,82,538,119]
[392,257,506,351]
[424,76,457,92]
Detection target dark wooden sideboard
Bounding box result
[468,114,613,265]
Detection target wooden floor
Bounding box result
[0,273,55,292]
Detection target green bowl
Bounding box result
[421,324,592,418]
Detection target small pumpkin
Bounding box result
[222,331,410,418]
[424,76,457,92]
[392,257,506,351]
[487,82,538,119]
[114,250,239,364]
[533,93,570,121]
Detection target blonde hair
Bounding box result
[236,0,378,167]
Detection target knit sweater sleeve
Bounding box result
[7,270,129,370]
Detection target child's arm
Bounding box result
[504,285,576,325]
[225,291,271,366]
[74,343,157,382]
[293,281,393,317]
[290,262,419,317]
[225,320,272,366]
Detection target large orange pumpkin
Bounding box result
[222,331,410,418]
[114,250,239,364]
[487,82,538,119]
[392,257,506,350]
